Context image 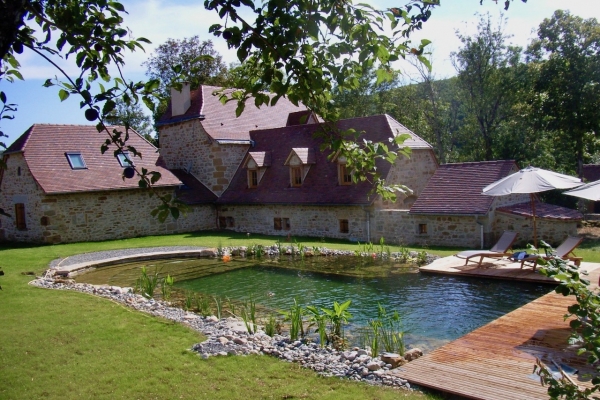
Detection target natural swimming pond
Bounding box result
[75,255,554,351]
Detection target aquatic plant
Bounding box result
[305,306,328,348]
[160,274,174,301]
[281,299,305,340]
[264,313,278,337]
[379,237,385,258]
[321,300,352,340]
[416,250,428,266]
[240,298,257,334]
[397,247,411,263]
[135,266,160,299]
[199,295,211,316]
[226,297,236,316]
[184,290,194,311]
[377,305,406,355]
[213,296,223,319]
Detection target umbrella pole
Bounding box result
[531,193,537,248]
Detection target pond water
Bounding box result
[76,255,554,351]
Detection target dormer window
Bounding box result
[65,152,86,169]
[244,151,271,188]
[117,151,134,167]
[336,155,352,185]
[291,167,303,187]
[248,169,258,188]
[284,148,315,188]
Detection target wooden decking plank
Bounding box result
[390,257,600,399]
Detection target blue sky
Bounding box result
[2,0,599,147]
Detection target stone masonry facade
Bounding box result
[159,120,249,196]
[217,205,370,241]
[374,149,438,210]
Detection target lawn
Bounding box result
[0,231,450,400]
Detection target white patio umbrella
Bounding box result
[564,179,600,201]
[482,166,582,246]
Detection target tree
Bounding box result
[526,10,600,178]
[451,13,521,161]
[104,99,157,146]
[143,36,229,97]
[332,67,400,120]
[0,0,523,215]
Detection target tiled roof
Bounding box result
[496,201,583,221]
[583,164,600,182]
[170,169,218,205]
[8,124,181,194]
[410,160,518,215]
[218,114,428,206]
[158,85,309,141]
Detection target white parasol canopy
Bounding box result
[564,179,600,201]
[482,166,582,246]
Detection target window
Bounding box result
[339,219,349,234]
[116,151,134,167]
[418,223,428,234]
[291,166,303,187]
[274,218,290,231]
[339,163,352,185]
[15,203,26,230]
[248,169,258,188]
[219,216,227,229]
[226,217,235,228]
[65,152,86,169]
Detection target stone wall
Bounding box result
[0,153,47,242]
[371,210,486,248]
[374,149,438,210]
[0,154,214,243]
[494,212,578,247]
[217,204,370,241]
[159,120,249,195]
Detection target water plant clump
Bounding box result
[135,266,161,299]
[359,304,406,357]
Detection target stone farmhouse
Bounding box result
[0,124,214,243]
[0,84,582,246]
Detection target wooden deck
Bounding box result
[388,257,600,399]
[419,255,560,284]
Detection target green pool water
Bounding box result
[76,255,554,351]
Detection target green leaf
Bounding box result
[58,90,70,101]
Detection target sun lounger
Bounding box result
[455,231,518,267]
[517,236,583,271]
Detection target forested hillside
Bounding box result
[333,11,600,185]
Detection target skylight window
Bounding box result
[116,151,134,167]
[65,152,87,169]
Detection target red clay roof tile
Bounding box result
[158,85,309,141]
[410,160,518,215]
[9,124,181,194]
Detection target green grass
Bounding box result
[0,232,450,400]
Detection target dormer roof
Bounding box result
[284,148,316,165]
[246,151,272,168]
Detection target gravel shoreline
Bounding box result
[39,246,435,392]
[30,276,417,391]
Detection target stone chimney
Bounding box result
[170,82,191,116]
